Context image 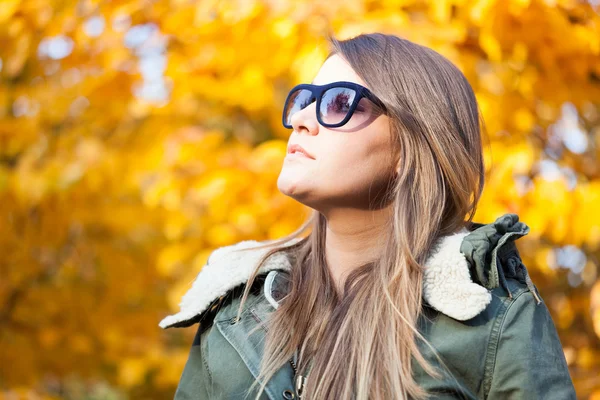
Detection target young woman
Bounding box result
[160,33,576,400]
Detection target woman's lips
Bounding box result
[287,144,315,159]
[286,151,313,160]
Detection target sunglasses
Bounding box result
[282,81,387,129]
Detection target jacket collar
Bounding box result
[159,213,535,329]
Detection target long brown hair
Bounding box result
[232,32,487,400]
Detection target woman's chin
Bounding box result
[277,175,309,198]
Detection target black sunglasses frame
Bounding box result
[282,81,387,129]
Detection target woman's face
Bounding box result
[277,54,395,213]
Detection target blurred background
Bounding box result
[1,0,599,399]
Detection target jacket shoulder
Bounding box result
[159,239,297,330]
[484,283,576,398]
[184,274,269,334]
[417,279,574,399]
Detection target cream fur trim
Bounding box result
[159,230,492,328]
[421,228,492,320]
[158,239,300,329]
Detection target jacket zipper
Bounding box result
[249,308,306,398]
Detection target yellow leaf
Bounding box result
[593,308,600,340]
[429,0,452,23]
[0,0,20,24]
[157,243,194,277]
[514,107,535,132]
[118,358,147,388]
[206,223,239,247]
[479,32,502,62]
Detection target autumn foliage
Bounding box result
[1,0,599,399]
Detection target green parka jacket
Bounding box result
[159,214,577,399]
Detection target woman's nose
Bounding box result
[290,102,319,134]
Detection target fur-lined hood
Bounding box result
[159,213,540,329]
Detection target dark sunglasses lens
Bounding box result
[283,88,313,127]
[320,87,357,126]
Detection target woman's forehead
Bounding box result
[312,54,367,87]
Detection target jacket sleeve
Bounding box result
[174,324,211,400]
[486,289,577,399]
